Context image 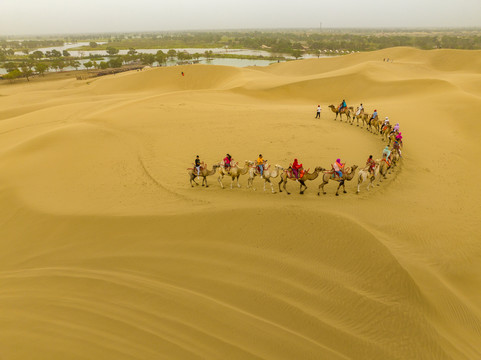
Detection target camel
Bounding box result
[328,105,351,122]
[318,165,358,196]
[378,158,391,182]
[381,123,392,141]
[188,164,220,187]
[279,166,325,195]
[357,163,379,193]
[353,107,369,127]
[366,114,381,134]
[246,161,284,193]
[390,149,401,168]
[387,132,403,148]
[218,160,250,189]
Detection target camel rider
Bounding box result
[396,132,403,142]
[257,154,265,178]
[356,103,364,116]
[194,155,201,176]
[291,158,302,179]
[393,141,402,157]
[383,116,390,130]
[366,155,376,176]
[223,154,232,171]
[338,99,347,112]
[391,123,400,134]
[382,146,391,160]
[332,158,344,179]
[369,109,378,125]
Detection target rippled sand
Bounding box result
[0,47,480,359]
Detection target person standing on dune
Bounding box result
[316,104,321,118]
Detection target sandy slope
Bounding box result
[0,47,480,359]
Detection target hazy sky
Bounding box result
[1,0,480,35]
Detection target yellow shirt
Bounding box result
[257,157,264,165]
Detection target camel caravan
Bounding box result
[187,102,403,195]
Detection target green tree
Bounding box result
[20,64,33,81]
[140,53,155,65]
[51,59,65,71]
[108,57,123,68]
[83,61,93,70]
[155,52,167,66]
[127,48,137,55]
[292,49,303,59]
[99,61,109,69]
[70,60,81,70]
[3,69,22,82]
[106,47,119,56]
[46,49,62,58]
[35,62,49,76]
[89,41,98,48]
[32,50,44,59]
[167,49,177,59]
[62,50,70,57]
[3,62,18,72]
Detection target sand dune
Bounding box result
[0,47,480,359]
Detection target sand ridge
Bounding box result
[0,47,480,359]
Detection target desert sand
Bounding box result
[0,47,480,359]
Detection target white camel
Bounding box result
[357,162,380,193]
[218,160,250,189]
[246,161,284,193]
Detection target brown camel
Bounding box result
[346,106,357,125]
[357,163,379,193]
[380,123,392,141]
[188,164,220,187]
[279,166,325,195]
[318,165,358,196]
[367,114,381,134]
[328,105,351,122]
[390,148,401,167]
[377,158,391,183]
[246,162,284,193]
[353,107,368,127]
[218,160,250,189]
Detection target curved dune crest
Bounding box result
[0,47,480,359]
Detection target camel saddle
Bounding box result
[287,168,308,180]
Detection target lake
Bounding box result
[3,43,339,75]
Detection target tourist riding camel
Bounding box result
[328,104,351,121]
[188,163,220,187]
[218,160,250,189]
[279,166,325,195]
[357,162,379,193]
[247,162,284,193]
[319,165,359,196]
